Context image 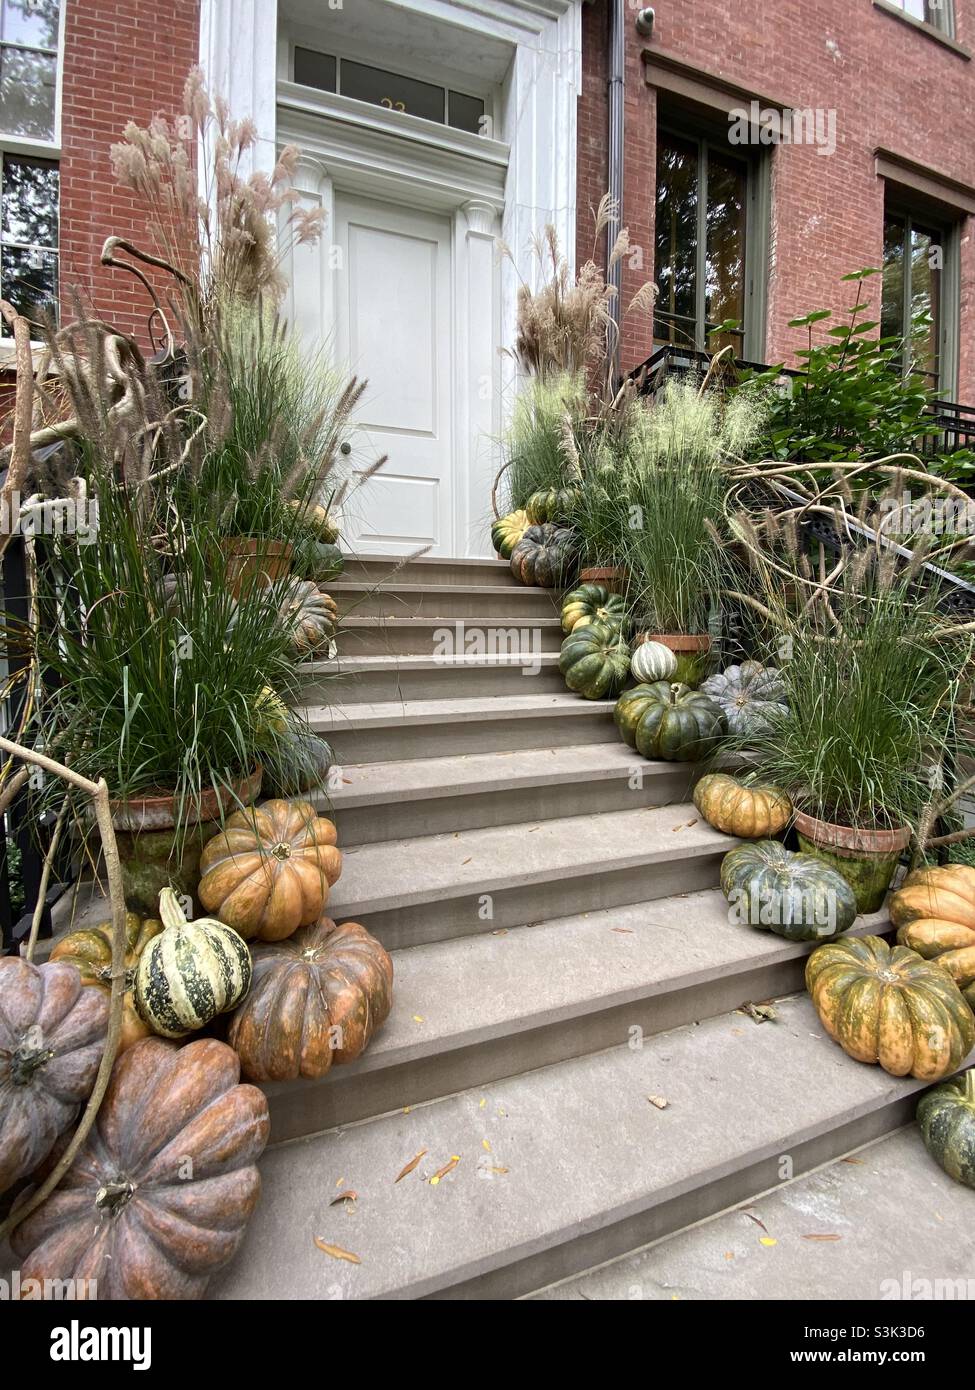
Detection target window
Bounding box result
[654,130,755,356]
[293,45,486,135]
[881,0,954,38]
[881,208,955,393]
[0,0,62,338]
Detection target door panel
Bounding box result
[335,196,453,555]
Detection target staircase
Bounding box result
[212,555,933,1301]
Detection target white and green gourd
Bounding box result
[135,888,252,1039]
[630,639,678,684]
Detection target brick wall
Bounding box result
[58,0,200,347]
[579,0,975,399]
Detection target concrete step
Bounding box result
[342,554,516,587]
[329,581,559,621]
[304,694,619,764]
[212,993,958,1301]
[531,1125,975,1301]
[323,744,700,844]
[338,614,564,657]
[262,889,890,1142]
[299,653,567,704]
[327,803,735,947]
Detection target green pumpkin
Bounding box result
[614,681,726,761]
[700,661,788,737]
[264,729,334,797]
[560,583,628,635]
[559,621,630,700]
[525,486,581,525]
[491,509,530,560]
[720,840,858,942]
[917,1070,975,1190]
[295,538,344,582]
[509,523,578,588]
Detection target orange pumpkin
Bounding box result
[197,798,342,942]
[227,918,393,1081]
[890,863,975,1008]
[50,911,162,1053]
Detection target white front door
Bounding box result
[333,194,454,556]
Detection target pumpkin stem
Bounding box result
[95,1180,136,1215]
[669,683,681,705]
[158,887,188,932]
[963,1068,975,1104]
[10,1024,54,1086]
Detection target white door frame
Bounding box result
[199,0,583,556]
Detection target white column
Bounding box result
[282,157,335,352]
[198,0,278,176]
[455,199,503,557]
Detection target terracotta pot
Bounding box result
[219,537,293,596]
[792,809,911,914]
[635,631,713,685]
[579,566,628,596]
[107,768,263,917]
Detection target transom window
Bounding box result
[881,210,946,392]
[0,0,61,142]
[882,0,955,37]
[292,45,486,135]
[654,130,749,356]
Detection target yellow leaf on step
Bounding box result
[314,1238,361,1264]
[759,1237,777,1247]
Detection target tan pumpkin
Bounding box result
[805,934,975,1081]
[197,797,341,942]
[693,772,792,839]
[890,864,975,1008]
[280,580,338,656]
[50,911,163,1053]
[228,917,394,1081]
[287,499,339,543]
[10,1037,269,1299]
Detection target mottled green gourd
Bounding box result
[509,523,577,588]
[491,509,530,559]
[614,681,726,761]
[917,1070,975,1191]
[559,621,630,700]
[719,839,857,942]
[525,486,581,525]
[560,583,628,635]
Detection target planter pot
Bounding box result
[219,537,293,596]
[636,631,713,686]
[792,809,911,914]
[579,566,628,596]
[108,768,263,915]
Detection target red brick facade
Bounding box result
[58,0,199,346]
[579,0,975,400]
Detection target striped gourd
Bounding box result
[135,889,252,1039]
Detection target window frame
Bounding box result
[882,197,961,399]
[653,118,770,361]
[874,0,959,45]
[0,0,66,354]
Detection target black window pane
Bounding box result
[293,46,336,93]
[2,155,58,246]
[655,135,698,344]
[341,59,444,124]
[2,0,60,48]
[0,45,55,138]
[447,91,484,134]
[881,215,906,346]
[705,153,746,339]
[910,225,940,385]
[1,244,57,333]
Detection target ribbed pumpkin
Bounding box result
[287,499,339,543]
[134,889,252,1039]
[0,957,109,1196]
[560,583,627,635]
[50,911,163,1053]
[491,509,529,560]
[693,772,792,839]
[890,864,975,1008]
[280,580,338,656]
[699,661,788,737]
[614,681,726,761]
[630,639,678,684]
[559,621,630,700]
[916,1069,975,1190]
[254,684,289,734]
[720,839,857,942]
[805,935,975,1081]
[509,523,577,588]
[298,540,344,582]
[197,798,342,942]
[525,486,581,525]
[264,729,334,797]
[10,1037,269,1299]
[227,918,394,1082]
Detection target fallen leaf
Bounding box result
[430,1156,460,1185]
[743,1211,770,1235]
[412,1015,424,1023]
[479,1098,487,1109]
[403,1106,411,1114]
[482,1138,492,1152]
[724,1251,734,1261]
[759,1237,777,1247]
[612,927,634,934]
[685,818,698,828]
[801,1233,841,1242]
[492,928,508,936]
[462,857,472,865]
[487,1165,508,1175]
[394,1149,427,1183]
[335,1176,345,1187]
[330,1190,358,1206]
[314,1238,361,1264]
[342,778,352,785]
[739,1002,778,1024]
[647,1094,669,1110]
[840,1156,864,1165]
